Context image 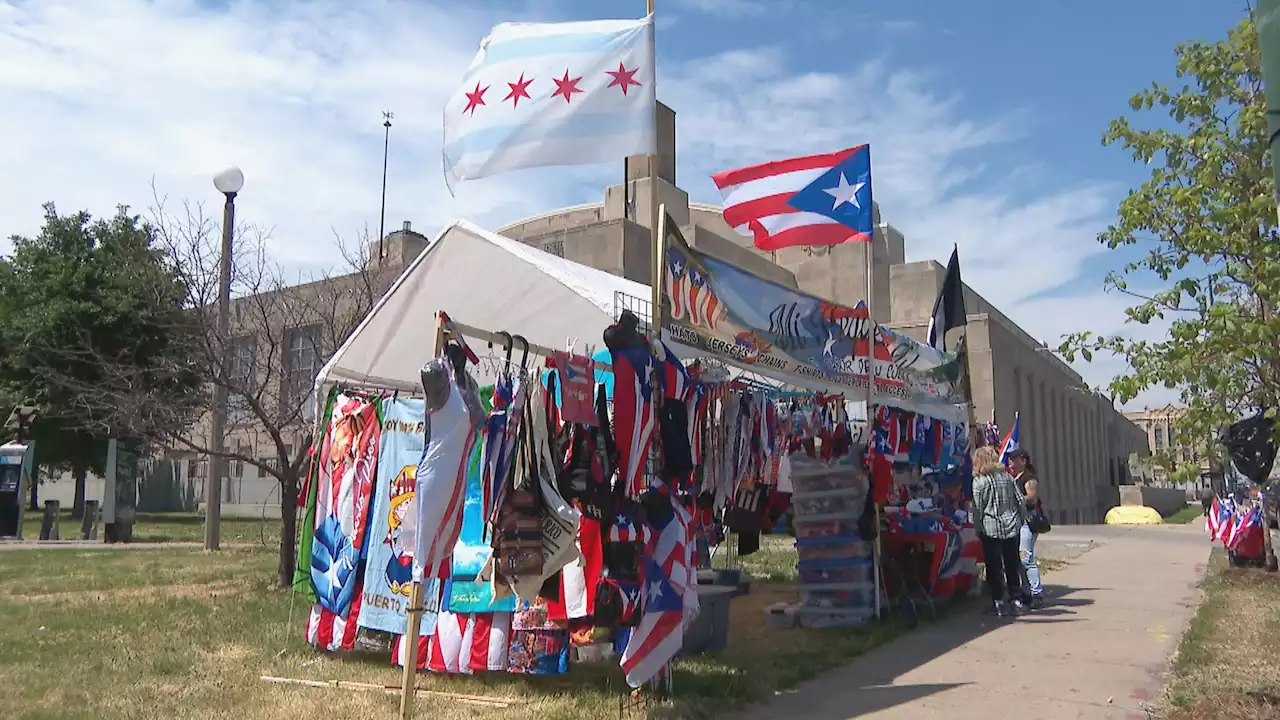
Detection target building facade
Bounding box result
[498,103,1148,524]
[39,106,1147,525]
[38,223,430,517]
[1122,404,1214,488]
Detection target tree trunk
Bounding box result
[71,464,88,520]
[28,467,39,511]
[277,473,300,589]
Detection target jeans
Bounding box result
[979,534,1024,603]
[1020,524,1043,597]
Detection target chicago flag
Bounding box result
[443,15,656,185]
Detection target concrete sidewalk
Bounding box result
[733,524,1210,720]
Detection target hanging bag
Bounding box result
[495,408,544,580]
[1027,501,1052,534]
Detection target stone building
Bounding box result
[40,105,1146,525]
[1122,404,1213,487]
[498,103,1148,524]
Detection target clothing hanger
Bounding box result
[513,334,530,372]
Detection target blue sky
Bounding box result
[0,0,1249,407]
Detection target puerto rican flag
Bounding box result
[392,611,511,674]
[611,343,658,498]
[306,582,364,652]
[711,145,874,251]
[999,413,1020,466]
[660,343,695,402]
[665,244,722,330]
[1223,507,1262,551]
[1207,497,1231,541]
[621,496,698,687]
[547,515,604,621]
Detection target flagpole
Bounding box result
[647,0,662,333]
[867,224,881,620]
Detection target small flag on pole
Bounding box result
[442,15,657,185]
[999,413,1020,466]
[711,145,874,251]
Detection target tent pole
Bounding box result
[398,313,447,720]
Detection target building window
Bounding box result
[231,440,252,478]
[284,325,322,420]
[542,239,565,257]
[226,336,257,425]
[1154,426,1165,452]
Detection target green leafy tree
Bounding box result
[0,204,203,517]
[30,196,394,588]
[1060,16,1280,460]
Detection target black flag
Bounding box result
[1222,411,1277,484]
[927,246,967,352]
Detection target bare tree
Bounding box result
[41,194,400,587]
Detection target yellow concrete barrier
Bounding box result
[1104,505,1164,525]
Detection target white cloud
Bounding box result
[660,47,1171,405]
[0,0,583,270]
[0,1,1171,408]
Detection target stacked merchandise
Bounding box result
[869,405,981,601]
[789,451,876,628]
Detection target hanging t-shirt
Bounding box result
[775,453,794,494]
[413,358,485,583]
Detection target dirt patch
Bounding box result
[1166,692,1280,720]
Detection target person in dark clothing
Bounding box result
[1006,448,1044,607]
[1200,487,1215,517]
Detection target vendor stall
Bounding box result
[652,208,977,626]
[295,219,812,716]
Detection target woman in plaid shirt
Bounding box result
[971,446,1030,616]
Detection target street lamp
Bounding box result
[205,166,243,551]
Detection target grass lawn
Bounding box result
[0,535,980,720]
[711,533,799,582]
[1161,549,1280,719]
[1162,506,1204,525]
[20,509,281,546]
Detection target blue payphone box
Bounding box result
[0,441,35,539]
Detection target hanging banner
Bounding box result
[875,325,967,416]
[659,213,965,419]
[358,398,439,636]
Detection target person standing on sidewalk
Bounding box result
[972,446,1030,616]
[1007,448,1045,608]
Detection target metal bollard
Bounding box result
[39,500,60,541]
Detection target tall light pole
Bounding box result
[378,111,393,260]
[206,166,244,551]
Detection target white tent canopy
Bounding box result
[317,219,651,393]
[316,218,958,423]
